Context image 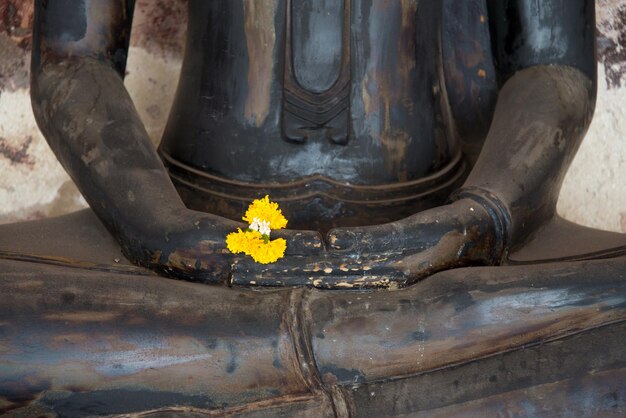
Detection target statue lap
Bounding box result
[0,210,625,415]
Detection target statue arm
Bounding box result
[30,0,320,282]
[459,65,595,250]
[462,0,597,246]
[375,0,598,271]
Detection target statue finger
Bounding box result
[272,228,325,255]
[230,253,407,289]
[326,221,414,253]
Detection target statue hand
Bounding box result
[118,207,324,284]
[232,199,503,289]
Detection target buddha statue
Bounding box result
[1,0,625,416]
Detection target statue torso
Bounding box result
[159,0,496,230]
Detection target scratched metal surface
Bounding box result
[0,253,624,416]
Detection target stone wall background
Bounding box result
[0,0,625,232]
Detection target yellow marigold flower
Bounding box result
[226,196,288,264]
[226,229,263,256]
[249,237,287,264]
[243,195,288,230]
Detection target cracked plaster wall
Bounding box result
[0,0,625,233]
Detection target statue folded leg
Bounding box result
[0,218,624,415]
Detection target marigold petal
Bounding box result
[226,229,245,254]
[243,195,288,230]
[249,238,287,264]
[226,229,264,255]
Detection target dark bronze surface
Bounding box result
[1,0,623,415]
[0,248,624,416]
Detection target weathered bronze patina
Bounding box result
[1,0,625,416]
